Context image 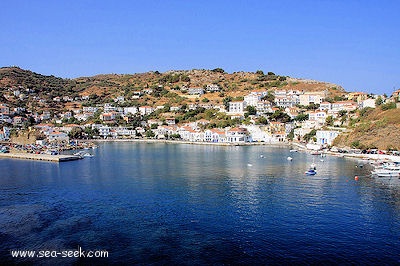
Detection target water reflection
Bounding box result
[1,143,400,264]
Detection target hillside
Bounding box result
[0,67,345,110]
[333,107,400,150]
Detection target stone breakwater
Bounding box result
[0,152,82,162]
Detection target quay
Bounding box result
[0,152,82,162]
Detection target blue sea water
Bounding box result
[1,142,400,265]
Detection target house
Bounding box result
[0,127,10,141]
[244,93,262,107]
[204,128,226,143]
[60,124,81,133]
[331,101,358,113]
[0,104,10,115]
[13,116,25,125]
[188,88,204,95]
[83,106,99,113]
[114,96,125,103]
[139,106,155,115]
[147,119,163,126]
[114,127,136,137]
[100,112,117,122]
[226,127,249,143]
[178,126,203,142]
[206,84,220,92]
[40,111,51,121]
[308,111,327,125]
[154,125,178,139]
[104,103,117,113]
[170,106,181,112]
[123,106,138,115]
[316,130,340,146]
[48,131,69,143]
[228,101,246,114]
[360,98,376,109]
[299,92,324,106]
[165,117,176,125]
[256,101,272,114]
[319,102,332,111]
[98,126,111,138]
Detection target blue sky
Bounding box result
[1,0,399,95]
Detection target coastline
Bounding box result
[90,138,293,147]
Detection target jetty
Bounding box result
[0,152,82,162]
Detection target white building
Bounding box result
[316,130,340,146]
[299,93,324,106]
[244,93,261,107]
[360,98,376,109]
[226,128,250,143]
[228,101,246,114]
[188,88,204,95]
[138,106,155,115]
[124,106,138,115]
[206,84,220,92]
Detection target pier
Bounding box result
[0,152,82,162]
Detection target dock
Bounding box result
[0,152,82,162]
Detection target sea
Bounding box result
[1,142,400,265]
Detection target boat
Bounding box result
[311,151,321,155]
[287,156,293,161]
[289,149,298,153]
[371,162,400,177]
[305,169,317,175]
[73,151,94,158]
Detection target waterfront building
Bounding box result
[316,130,340,146]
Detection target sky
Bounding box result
[1,0,399,95]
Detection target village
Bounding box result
[1,84,400,154]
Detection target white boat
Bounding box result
[371,162,400,177]
[74,151,94,158]
[289,149,298,153]
[287,156,293,161]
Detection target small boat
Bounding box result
[287,156,293,161]
[310,163,316,170]
[247,163,253,167]
[289,149,298,153]
[371,162,400,177]
[311,151,321,155]
[305,169,317,175]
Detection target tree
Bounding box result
[375,96,383,106]
[256,70,264,75]
[294,113,309,122]
[257,116,268,125]
[223,96,233,110]
[303,129,317,142]
[261,91,275,103]
[145,129,155,138]
[211,68,225,73]
[325,115,334,126]
[269,109,291,123]
[245,105,257,117]
[68,127,83,139]
[202,98,210,103]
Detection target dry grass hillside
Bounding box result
[333,108,400,150]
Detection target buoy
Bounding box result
[354,176,359,181]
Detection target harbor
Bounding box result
[0,152,82,162]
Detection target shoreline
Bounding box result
[90,138,293,147]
